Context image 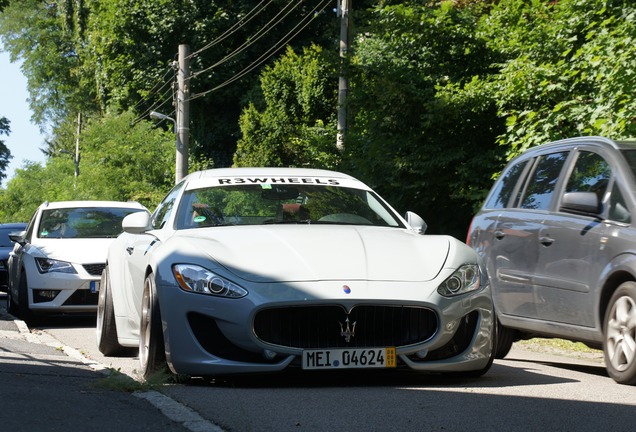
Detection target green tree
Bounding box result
[0,162,64,222]
[234,45,340,169]
[478,0,636,158]
[0,110,174,221]
[0,116,12,183]
[72,110,175,207]
[343,2,504,237]
[75,0,336,167]
[0,0,98,129]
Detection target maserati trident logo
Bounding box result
[339,316,356,343]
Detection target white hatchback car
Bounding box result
[6,200,147,323]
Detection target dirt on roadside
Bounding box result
[514,338,605,364]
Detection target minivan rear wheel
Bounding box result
[603,282,636,385]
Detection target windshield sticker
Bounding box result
[261,184,272,189]
[218,177,340,185]
[193,215,207,223]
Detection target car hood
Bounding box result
[173,226,451,283]
[30,238,115,263]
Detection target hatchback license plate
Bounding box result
[90,281,100,293]
[302,347,396,370]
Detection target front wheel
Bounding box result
[17,271,34,325]
[97,266,133,356]
[7,283,18,315]
[603,282,636,385]
[139,273,168,381]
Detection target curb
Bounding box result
[4,313,224,432]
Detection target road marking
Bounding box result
[135,391,224,432]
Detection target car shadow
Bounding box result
[186,359,584,389]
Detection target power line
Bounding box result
[132,62,178,124]
[189,0,331,101]
[133,81,177,125]
[187,0,274,60]
[189,0,301,81]
[130,63,175,111]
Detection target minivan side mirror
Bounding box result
[405,211,427,234]
[560,192,601,215]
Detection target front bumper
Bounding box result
[24,264,103,313]
[156,279,494,377]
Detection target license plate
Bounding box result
[90,281,100,293]
[302,347,396,370]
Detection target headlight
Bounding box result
[172,264,248,298]
[437,264,480,297]
[34,258,77,274]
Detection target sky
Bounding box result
[0,49,48,187]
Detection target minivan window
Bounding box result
[520,151,569,210]
[621,149,636,180]
[608,183,631,223]
[484,160,529,209]
[564,151,610,198]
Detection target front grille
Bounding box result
[254,305,438,349]
[63,289,99,306]
[82,263,105,276]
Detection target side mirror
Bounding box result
[405,211,427,234]
[560,192,601,215]
[9,232,26,246]
[122,211,152,234]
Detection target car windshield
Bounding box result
[175,184,404,229]
[38,207,142,239]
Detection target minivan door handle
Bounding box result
[494,230,505,240]
[539,236,555,246]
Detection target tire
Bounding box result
[494,318,515,359]
[96,266,132,356]
[139,273,168,381]
[17,271,34,325]
[603,282,636,385]
[7,283,18,315]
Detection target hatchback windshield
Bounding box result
[38,207,143,239]
[176,184,403,229]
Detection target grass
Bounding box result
[516,337,604,363]
[92,367,191,392]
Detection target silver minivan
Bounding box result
[467,136,636,385]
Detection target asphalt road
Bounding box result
[3,298,636,432]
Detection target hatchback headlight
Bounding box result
[437,264,480,297]
[172,264,248,298]
[35,258,77,274]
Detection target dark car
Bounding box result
[0,223,27,292]
[467,136,636,385]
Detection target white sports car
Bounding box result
[97,168,494,379]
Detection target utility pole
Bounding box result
[336,0,350,151]
[74,112,81,177]
[176,44,190,183]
